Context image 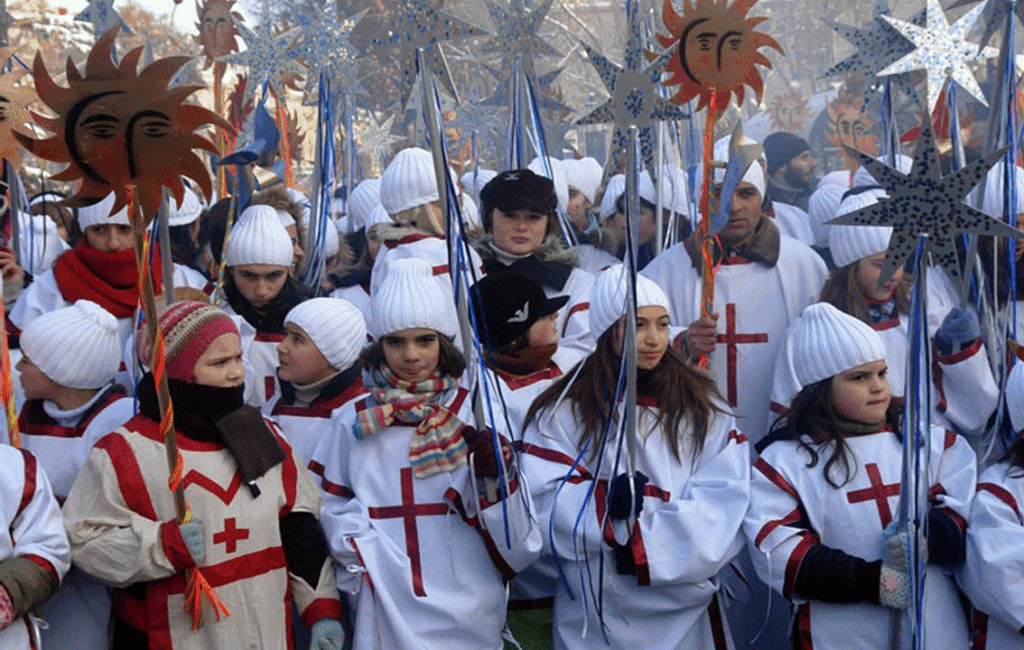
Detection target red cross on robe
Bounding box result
[367,467,452,597]
[846,463,901,528]
[213,517,249,554]
[715,303,768,406]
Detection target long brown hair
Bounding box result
[522,325,723,463]
[361,333,466,379]
[820,262,910,325]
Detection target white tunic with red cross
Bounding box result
[519,396,750,650]
[960,461,1024,650]
[0,445,70,650]
[745,425,975,650]
[313,387,543,650]
[62,415,341,650]
[642,235,827,445]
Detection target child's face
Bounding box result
[192,333,245,388]
[16,354,62,401]
[526,311,560,349]
[230,264,288,308]
[614,305,671,370]
[382,328,440,382]
[830,359,891,424]
[277,323,336,386]
[855,252,904,302]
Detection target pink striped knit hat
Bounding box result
[137,301,239,381]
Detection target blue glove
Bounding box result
[607,471,649,520]
[934,307,980,356]
[310,619,345,650]
[179,521,204,565]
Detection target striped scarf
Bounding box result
[353,366,467,478]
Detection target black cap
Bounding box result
[763,132,810,176]
[479,169,558,231]
[470,272,569,351]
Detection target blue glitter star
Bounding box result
[217,3,307,106]
[75,0,130,39]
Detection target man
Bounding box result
[763,131,817,245]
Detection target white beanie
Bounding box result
[600,174,626,218]
[639,167,690,215]
[564,157,603,204]
[852,154,914,188]
[460,169,497,205]
[364,203,394,230]
[807,182,846,248]
[19,213,68,274]
[980,161,1024,219]
[589,264,672,337]
[301,212,340,260]
[20,300,121,389]
[77,192,130,230]
[370,258,458,338]
[1007,361,1024,433]
[167,181,206,227]
[225,204,294,268]
[348,178,383,231]
[381,147,439,215]
[713,135,765,197]
[792,302,887,387]
[829,192,893,268]
[285,298,367,371]
[528,156,569,213]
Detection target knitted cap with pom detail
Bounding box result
[370,258,458,339]
[380,148,440,215]
[225,204,294,268]
[348,178,383,231]
[791,302,887,387]
[588,264,671,337]
[285,298,367,371]
[20,300,122,389]
[136,301,240,382]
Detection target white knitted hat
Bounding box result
[792,302,887,387]
[301,212,340,260]
[370,258,457,338]
[225,204,294,267]
[19,212,68,274]
[564,157,603,203]
[852,154,914,188]
[589,264,672,337]
[1007,361,1024,433]
[348,178,383,231]
[364,203,394,230]
[77,193,130,230]
[807,182,845,248]
[600,174,626,219]
[381,147,439,215]
[712,135,766,197]
[167,181,206,227]
[829,192,893,268]
[20,299,121,389]
[460,169,497,205]
[639,168,690,215]
[285,297,367,371]
[981,161,1024,218]
[528,156,569,213]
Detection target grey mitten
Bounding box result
[179,520,205,565]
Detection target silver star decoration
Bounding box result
[352,0,488,109]
[218,5,307,107]
[878,0,997,114]
[75,0,129,39]
[949,0,1024,48]
[481,0,559,80]
[575,0,683,179]
[291,7,367,110]
[827,121,1023,290]
[479,65,571,113]
[357,113,404,164]
[446,80,508,162]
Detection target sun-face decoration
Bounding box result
[286,109,304,168]
[0,50,40,171]
[17,29,234,222]
[825,95,878,170]
[195,0,243,71]
[768,88,809,133]
[658,0,781,120]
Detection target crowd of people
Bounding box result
[0,123,1022,650]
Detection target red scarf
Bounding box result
[52,242,162,319]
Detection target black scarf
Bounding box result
[224,274,308,334]
[137,373,286,496]
[482,256,573,292]
[278,364,362,406]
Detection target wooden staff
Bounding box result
[695,93,718,370]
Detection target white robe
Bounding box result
[770,202,815,247]
[520,396,749,649]
[960,461,1024,650]
[642,235,828,445]
[314,387,542,650]
[264,378,368,469]
[745,426,975,650]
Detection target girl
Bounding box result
[520,265,749,649]
[314,258,541,650]
[474,169,595,365]
[746,302,975,650]
[329,204,393,322]
[63,301,344,650]
[770,193,999,436]
[264,297,368,467]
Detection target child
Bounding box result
[264,297,368,467]
[63,301,344,650]
[314,258,541,649]
[746,302,975,649]
[11,299,134,649]
[519,265,750,649]
[330,204,393,322]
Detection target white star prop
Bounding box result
[75,0,129,39]
[878,0,997,114]
[290,7,366,109]
[357,113,404,164]
[218,10,307,106]
[949,0,1024,48]
[481,0,559,80]
[827,121,1023,290]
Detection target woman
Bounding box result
[520,265,749,649]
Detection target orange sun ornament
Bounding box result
[825,96,878,170]
[768,88,809,133]
[195,0,243,72]
[659,0,781,120]
[17,28,234,223]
